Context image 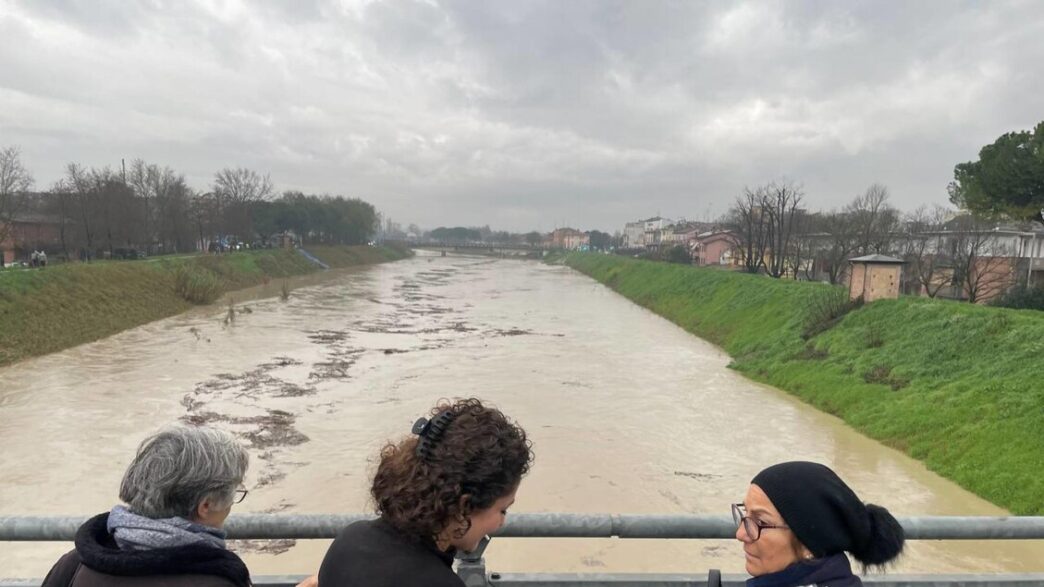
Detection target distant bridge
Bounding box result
[412,241,552,257]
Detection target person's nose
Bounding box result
[736,520,751,543]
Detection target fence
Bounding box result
[3,513,1044,586]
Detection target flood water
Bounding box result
[1,251,1042,578]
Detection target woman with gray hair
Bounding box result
[42,426,252,587]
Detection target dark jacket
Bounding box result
[318,518,462,587]
[41,513,251,587]
[746,553,862,587]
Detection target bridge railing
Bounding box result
[3,513,1044,587]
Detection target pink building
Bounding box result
[1,213,64,265]
[693,231,738,266]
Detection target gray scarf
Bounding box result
[107,505,228,551]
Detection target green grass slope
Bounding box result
[565,253,1044,515]
[0,245,410,366]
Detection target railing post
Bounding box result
[456,535,492,587]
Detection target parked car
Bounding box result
[112,248,145,260]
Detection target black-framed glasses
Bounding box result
[732,503,788,542]
[233,488,248,504]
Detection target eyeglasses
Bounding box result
[233,488,248,504]
[732,503,788,542]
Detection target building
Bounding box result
[908,222,1044,302]
[642,217,671,248]
[692,231,739,267]
[663,223,702,246]
[550,228,590,250]
[622,216,673,249]
[622,221,645,248]
[1,212,64,265]
[643,216,670,232]
[848,254,904,302]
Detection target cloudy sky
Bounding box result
[2,1,1042,232]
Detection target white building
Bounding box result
[623,221,646,248]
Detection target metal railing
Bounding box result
[3,514,1044,586]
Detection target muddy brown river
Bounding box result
[1,251,1042,578]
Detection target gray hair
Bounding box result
[119,426,249,519]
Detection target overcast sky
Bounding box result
[2,1,1042,232]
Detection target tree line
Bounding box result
[425,226,616,250]
[721,122,1043,303]
[0,150,378,260]
[724,181,1037,303]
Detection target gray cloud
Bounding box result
[1,0,1042,231]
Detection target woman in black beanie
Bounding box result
[733,461,905,587]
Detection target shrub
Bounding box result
[665,245,692,264]
[802,287,861,339]
[989,284,1044,311]
[865,320,884,348]
[863,364,909,391]
[173,265,222,304]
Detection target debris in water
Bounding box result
[228,539,296,555]
[673,471,721,481]
[307,330,350,343]
[492,328,532,336]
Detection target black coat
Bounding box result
[41,512,251,587]
[318,518,462,587]
[745,553,862,587]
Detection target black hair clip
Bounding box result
[412,409,456,460]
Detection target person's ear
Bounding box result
[196,497,210,520]
[195,495,219,521]
[457,494,472,516]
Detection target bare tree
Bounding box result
[130,160,193,252]
[213,167,274,202]
[213,167,273,239]
[61,164,141,257]
[848,183,901,255]
[948,215,1017,303]
[93,167,138,255]
[818,210,859,285]
[762,179,804,278]
[127,159,158,250]
[65,163,96,254]
[47,179,75,259]
[728,186,771,274]
[157,176,193,252]
[191,192,218,251]
[785,209,818,280]
[900,205,951,298]
[0,146,34,246]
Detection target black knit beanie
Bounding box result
[751,461,904,566]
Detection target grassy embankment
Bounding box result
[563,253,1044,515]
[0,244,411,367]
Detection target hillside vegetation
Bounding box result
[565,253,1044,515]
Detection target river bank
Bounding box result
[4,253,1041,575]
[0,244,411,367]
[562,253,1044,516]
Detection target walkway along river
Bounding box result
[1,251,1041,577]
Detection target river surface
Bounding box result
[1,251,1042,578]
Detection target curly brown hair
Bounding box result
[371,398,532,541]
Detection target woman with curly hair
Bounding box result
[313,398,533,587]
